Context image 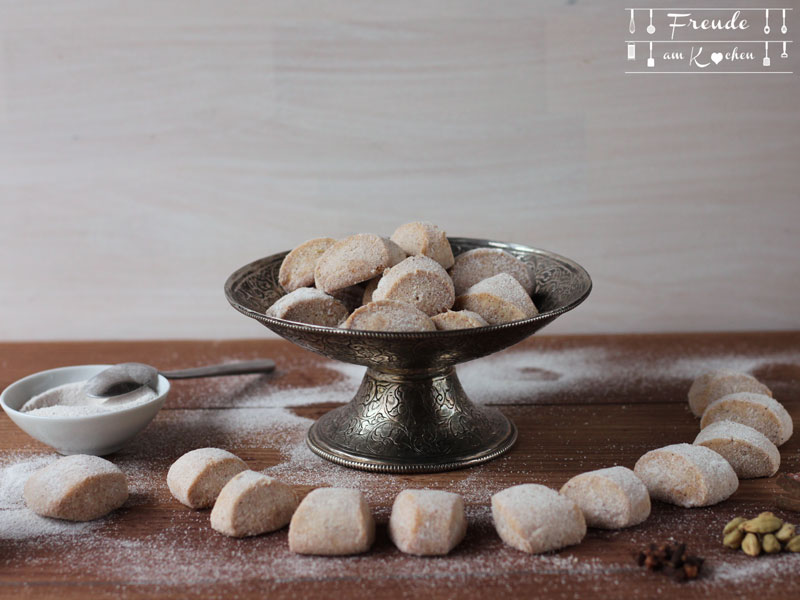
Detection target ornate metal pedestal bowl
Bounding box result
[224,238,591,473]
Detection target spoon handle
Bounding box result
[161,359,276,379]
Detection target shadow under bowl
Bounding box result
[225,237,591,473]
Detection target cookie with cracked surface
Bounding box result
[314,233,406,293]
[449,248,534,296]
[288,488,375,555]
[389,489,466,556]
[24,455,128,521]
[266,287,349,327]
[390,221,454,269]
[454,273,538,325]
[210,471,298,537]
[700,392,792,446]
[687,369,772,417]
[560,466,650,529]
[491,484,586,554]
[634,443,738,508]
[431,309,488,330]
[693,420,780,479]
[167,448,248,509]
[340,300,435,332]
[278,237,336,292]
[372,255,455,316]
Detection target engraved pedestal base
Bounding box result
[306,367,517,473]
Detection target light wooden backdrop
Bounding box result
[1,1,798,340]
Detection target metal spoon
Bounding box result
[647,9,655,35]
[84,359,276,401]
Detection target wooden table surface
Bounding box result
[1,332,799,599]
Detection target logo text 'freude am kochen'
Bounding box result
[625,7,793,74]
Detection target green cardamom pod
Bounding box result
[776,522,796,543]
[742,533,761,557]
[723,529,744,549]
[742,514,783,534]
[723,517,746,535]
[762,534,781,554]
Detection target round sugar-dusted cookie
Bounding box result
[314,233,406,293]
[454,273,538,325]
[278,237,336,292]
[687,369,772,417]
[289,488,375,555]
[559,466,650,529]
[372,256,455,316]
[633,443,738,508]
[167,448,248,509]
[266,287,348,327]
[340,300,435,332]
[491,484,585,554]
[431,310,488,331]
[449,248,534,296]
[210,471,298,537]
[390,221,455,269]
[700,392,792,446]
[693,421,780,479]
[389,489,466,556]
[24,455,128,521]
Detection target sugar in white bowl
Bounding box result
[0,365,170,456]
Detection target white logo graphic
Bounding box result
[625,7,793,74]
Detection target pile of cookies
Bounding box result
[266,222,538,331]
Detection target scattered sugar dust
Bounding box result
[458,346,800,405]
[2,342,799,590]
[190,361,367,409]
[163,343,800,411]
[707,552,800,585]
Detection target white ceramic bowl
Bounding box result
[0,364,170,456]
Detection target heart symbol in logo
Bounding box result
[711,52,723,65]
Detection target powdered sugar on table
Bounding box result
[1,336,799,596]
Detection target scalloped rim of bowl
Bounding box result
[0,364,170,422]
[224,238,593,336]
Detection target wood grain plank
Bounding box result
[1,333,799,598]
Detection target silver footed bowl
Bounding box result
[224,237,592,473]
